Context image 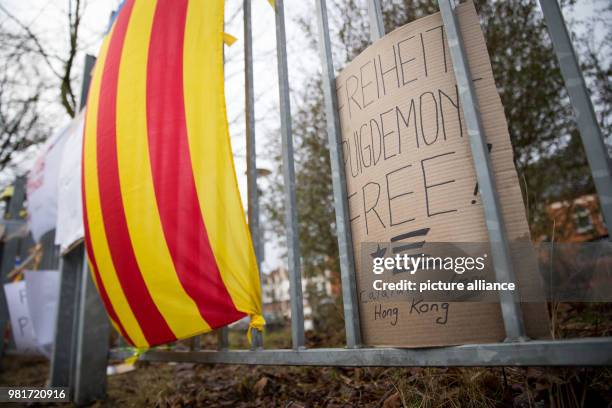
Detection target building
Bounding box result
[546,194,608,242]
[261,267,335,330]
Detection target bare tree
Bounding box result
[1,0,84,118]
[0,18,46,172]
[0,0,85,174]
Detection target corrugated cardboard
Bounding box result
[335,1,549,347]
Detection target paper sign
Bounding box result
[335,2,548,347]
[3,281,38,355]
[26,115,79,242]
[25,270,61,357]
[55,113,85,253]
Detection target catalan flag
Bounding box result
[82,0,263,348]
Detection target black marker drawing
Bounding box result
[370,244,387,259]
[392,241,425,254]
[389,228,430,274]
[390,227,430,242]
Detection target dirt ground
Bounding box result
[1,354,611,407]
[1,303,611,407]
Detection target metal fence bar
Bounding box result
[119,337,612,366]
[72,245,110,405]
[538,0,612,235]
[38,230,59,269]
[217,326,229,350]
[245,0,261,268]
[367,0,385,41]
[437,0,527,341]
[218,13,232,353]
[244,0,263,350]
[79,55,96,109]
[217,328,229,351]
[190,335,201,351]
[314,0,362,348]
[274,0,305,350]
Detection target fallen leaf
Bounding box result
[382,392,402,408]
[254,376,270,396]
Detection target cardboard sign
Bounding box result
[335,2,549,347]
[4,281,39,355]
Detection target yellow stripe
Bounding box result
[83,27,148,347]
[85,258,119,331]
[183,1,262,316]
[115,0,210,335]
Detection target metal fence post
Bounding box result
[50,244,82,388]
[437,0,527,341]
[367,0,385,41]
[50,54,109,403]
[538,0,612,235]
[50,244,109,403]
[244,0,263,350]
[0,176,26,358]
[273,0,305,350]
[314,0,362,348]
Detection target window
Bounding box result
[574,205,594,234]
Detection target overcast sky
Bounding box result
[3,0,602,272]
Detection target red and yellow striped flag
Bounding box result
[82,0,263,348]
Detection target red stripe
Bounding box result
[83,206,135,346]
[82,107,134,346]
[96,0,175,345]
[146,0,245,328]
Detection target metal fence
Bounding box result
[1,0,611,405]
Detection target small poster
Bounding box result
[4,281,38,355]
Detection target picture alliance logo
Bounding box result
[372,253,488,275]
